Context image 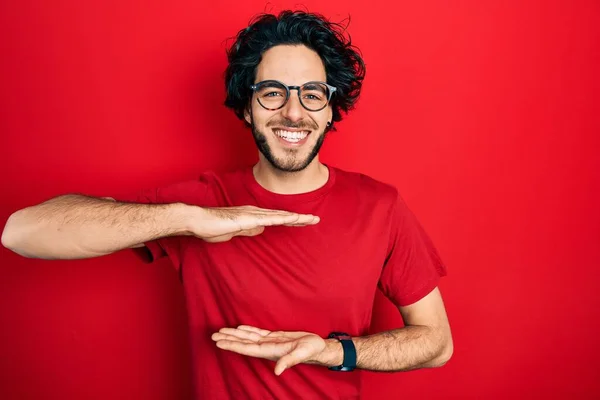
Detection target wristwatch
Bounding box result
[327,332,357,371]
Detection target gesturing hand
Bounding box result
[211,325,329,375]
[193,206,319,243]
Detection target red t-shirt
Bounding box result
[123,164,446,400]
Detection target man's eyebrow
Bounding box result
[259,81,283,88]
[302,83,326,91]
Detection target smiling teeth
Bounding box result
[275,130,308,142]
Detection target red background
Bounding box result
[1,1,599,399]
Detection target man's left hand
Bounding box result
[211,325,339,375]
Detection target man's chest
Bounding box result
[180,183,395,330]
[180,216,389,331]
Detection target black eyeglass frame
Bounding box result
[249,80,337,112]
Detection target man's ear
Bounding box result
[244,106,252,125]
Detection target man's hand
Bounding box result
[211,290,452,374]
[193,206,320,243]
[211,325,339,375]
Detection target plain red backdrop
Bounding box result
[1,0,599,399]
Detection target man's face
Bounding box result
[244,45,333,172]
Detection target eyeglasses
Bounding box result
[250,80,337,112]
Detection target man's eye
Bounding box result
[304,93,323,101]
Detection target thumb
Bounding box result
[236,226,265,237]
[274,348,307,376]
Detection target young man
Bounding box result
[1,10,452,400]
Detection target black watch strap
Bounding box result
[327,332,356,371]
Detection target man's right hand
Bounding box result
[191,206,319,243]
[1,195,321,259]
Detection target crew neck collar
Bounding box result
[243,163,336,205]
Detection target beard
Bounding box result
[251,119,327,173]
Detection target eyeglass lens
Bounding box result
[255,81,330,111]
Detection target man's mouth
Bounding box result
[273,128,311,144]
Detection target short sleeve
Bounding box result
[378,191,447,307]
[116,176,211,273]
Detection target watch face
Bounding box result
[328,332,351,340]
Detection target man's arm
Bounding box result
[1,194,195,259]
[211,286,453,375]
[318,287,453,371]
[1,194,320,260]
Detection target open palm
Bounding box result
[211,325,326,375]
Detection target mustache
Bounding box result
[266,119,318,130]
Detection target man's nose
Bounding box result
[280,91,304,123]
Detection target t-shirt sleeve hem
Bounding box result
[391,275,441,307]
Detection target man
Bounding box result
[1,10,452,400]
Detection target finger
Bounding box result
[244,206,297,215]
[215,340,263,357]
[282,218,320,227]
[205,226,265,242]
[265,330,288,338]
[253,214,319,227]
[215,340,289,359]
[289,214,320,225]
[235,226,265,237]
[202,233,235,243]
[288,215,319,225]
[238,208,296,219]
[237,325,271,337]
[211,332,255,344]
[256,209,318,222]
[274,347,312,376]
[232,214,291,230]
[251,213,301,226]
[218,328,263,342]
[269,331,309,340]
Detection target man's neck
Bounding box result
[252,157,329,195]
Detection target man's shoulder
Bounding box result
[180,165,250,186]
[207,165,251,180]
[133,166,250,204]
[331,165,399,200]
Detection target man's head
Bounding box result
[224,10,366,172]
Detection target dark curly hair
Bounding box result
[224,10,366,131]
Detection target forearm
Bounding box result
[1,194,194,259]
[318,325,452,372]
